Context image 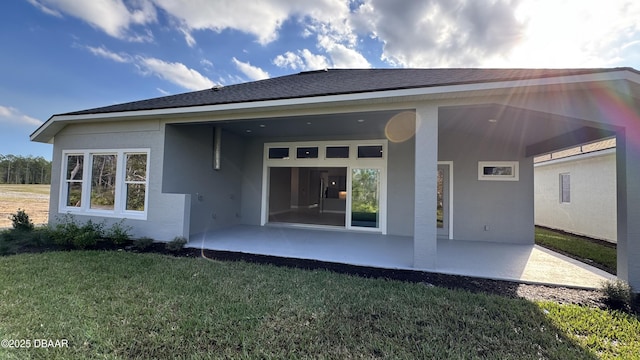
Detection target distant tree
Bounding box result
[0,154,51,184]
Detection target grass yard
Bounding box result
[535,227,617,274]
[0,184,50,229]
[1,251,638,359]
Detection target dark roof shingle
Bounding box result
[63,68,633,116]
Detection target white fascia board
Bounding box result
[31,70,638,143]
[534,148,616,168]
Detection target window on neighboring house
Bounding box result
[61,149,149,218]
[560,173,570,203]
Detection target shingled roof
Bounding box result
[64,68,633,116]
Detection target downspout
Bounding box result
[213,126,222,171]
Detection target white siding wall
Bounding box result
[534,150,617,242]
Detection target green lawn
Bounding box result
[1,251,638,359]
[535,227,617,274]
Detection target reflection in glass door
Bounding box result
[437,164,450,237]
[351,168,380,228]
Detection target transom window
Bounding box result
[296,147,318,159]
[60,149,150,219]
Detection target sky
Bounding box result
[2,0,640,160]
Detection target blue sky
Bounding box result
[2,0,640,160]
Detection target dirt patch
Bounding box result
[0,185,50,229]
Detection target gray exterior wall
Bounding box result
[50,117,533,244]
[439,129,534,244]
[240,138,264,226]
[386,138,415,236]
[50,120,189,241]
[163,125,245,235]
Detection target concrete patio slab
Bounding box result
[188,225,616,289]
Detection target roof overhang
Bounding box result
[30,69,640,144]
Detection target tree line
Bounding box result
[0,154,52,184]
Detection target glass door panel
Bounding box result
[437,164,450,237]
[351,168,380,228]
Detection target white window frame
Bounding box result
[478,161,519,181]
[262,140,387,234]
[559,173,571,203]
[60,149,150,219]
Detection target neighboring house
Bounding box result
[30,68,640,288]
[534,139,617,242]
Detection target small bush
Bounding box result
[600,279,632,311]
[10,209,34,231]
[166,236,187,253]
[50,215,105,249]
[106,220,132,245]
[132,237,154,251]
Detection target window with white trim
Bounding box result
[61,149,150,218]
[560,173,570,203]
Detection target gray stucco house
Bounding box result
[31,68,640,289]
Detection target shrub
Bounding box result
[106,220,132,245]
[132,237,154,251]
[600,279,632,311]
[50,215,105,249]
[166,236,187,253]
[10,209,34,231]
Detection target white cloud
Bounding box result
[318,36,370,68]
[232,58,270,80]
[179,27,197,47]
[82,44,214,91]
[350,0,526,67]
[156,88,171,96]
[137,57,215,90]
[151,0,351,45]
[347,0,640,68]
[0,106,43,127]
[274,49,330,71]
[26,0,62,17]
[200,59,214,69]
[497,0,640,68]
[86,45,131,63]
[29,0,157,42]
[274,52,304,70]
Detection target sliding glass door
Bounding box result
[350,168,381,229]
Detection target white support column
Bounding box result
[616,130,640,291]
[414,104,439,269]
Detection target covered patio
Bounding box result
[188,225,615,289]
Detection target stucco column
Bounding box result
[414,104,439,269]
[616,130,640,291]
